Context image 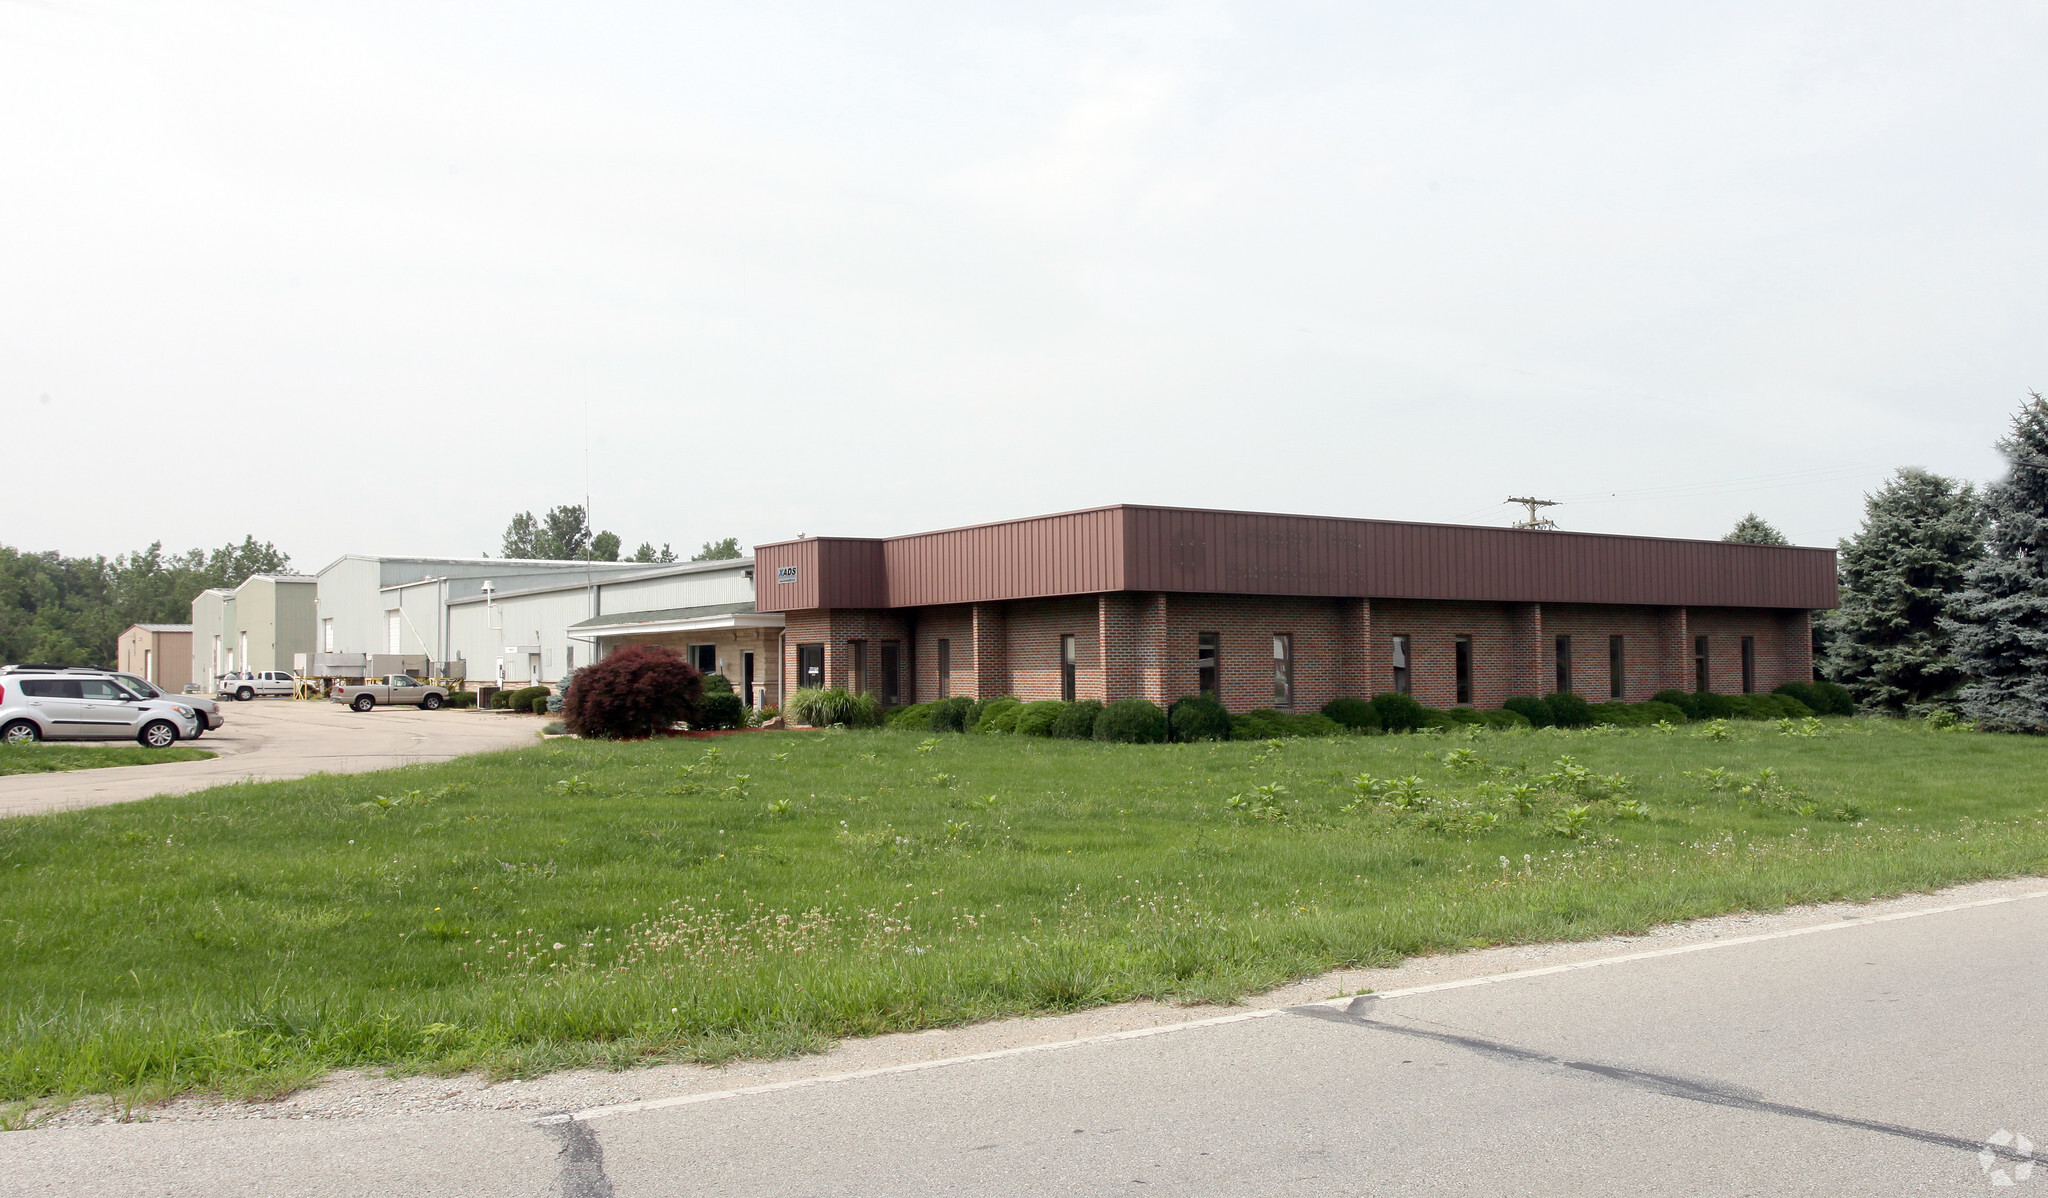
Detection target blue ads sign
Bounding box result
[776,565,798,584]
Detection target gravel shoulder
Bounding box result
[16,872,2041,1132]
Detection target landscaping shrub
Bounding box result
[547,672,575,714]
[560,644,703,739]
[1168,694,1232,742]
[701,673,734,695]
[1726,693,1811,720]
[1504,695,1553,727]
[499,685,548,713]
[1775,680,1855,716]
[1369,692,1428,733]
[974,697,1023,733]
[1637,700,1687,724]
[530,695,550,715]
[927,696,976,733]
[1652,689,1692,712]
[885,702,934,730]
[1478,708,1532,729]
[445,691,477,709]
[1232,709,1342,739]
[1094,698,1168,743]
[1419,708,1460,731]
[1320,697,1381,733]
[1051,699,1104,739]
[697,692,745,730]
[785,687,882,728]
[1013,700,1066,737]
[1544,691,1593,728]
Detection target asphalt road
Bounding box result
[0,699,545,818]
[6,884,2044,1196]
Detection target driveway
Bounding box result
[0,699,546,818]
[3,877,2044,1196]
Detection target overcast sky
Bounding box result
[3,1,2042,567]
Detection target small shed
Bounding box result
[117,624,194,693]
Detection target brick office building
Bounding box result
[755,505,1837,714]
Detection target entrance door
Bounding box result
[742,651,756,707]
[880,642,901,706]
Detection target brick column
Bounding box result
[1508,602,1544,697]
[1139,593,1170,702]
[970,603,1008,698]
[1780,610,1813,687]
[1657,607,1691,692]
[1337,598,1372,698]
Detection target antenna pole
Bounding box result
[1505,496,1561,530]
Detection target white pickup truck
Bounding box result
[330,675,450,712]
[217,670,298,701]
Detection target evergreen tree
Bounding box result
[1723,513,1790,545]
[1947,393,2048,732]
[692,537,742,561]
[1822,468,1982,712]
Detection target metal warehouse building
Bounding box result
[754,504,1838,713]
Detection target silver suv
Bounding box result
[0,665,225,737]
[0,669,202,747]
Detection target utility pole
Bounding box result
[1506,496,1560,530]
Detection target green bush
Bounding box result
[1231,709,1342,739]
[1052,699,1104,739]
[1094,698,1169,743]
[1544,691,1593,727]
[1369,692,1428,733]
[885,702,933,730]
[1419,708,1460,730]
[1479,708,1532,729]
[501,685,549,713]
[1013,700,1066,737]
[1168,694,1232,741]
[928,696,976,733]
[445,691,478,709]
[785,687,882,728]
[1652,689,1692,711]
[1726,693,1811,720]
[1319,697,1381,733]
[1504,695,1553,727]
[701,672,734,695]
[530,695,550,715]
[697,692,745,730]
[1775,680,1854,716]
[974,697,1023,733]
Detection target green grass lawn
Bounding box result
[0,743,212,776]
[3,717,2046,1109]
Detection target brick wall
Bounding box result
[788,595,1817,711]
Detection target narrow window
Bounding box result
[1741,636,1756,694]
[1060,634,1077,702]
[1454,635,1473,705]
[322,618,335,653]
[565,646,575,672]
[1694,636,1710,692]
[1609,635,1625,700]
[797,644,824,690]
[847,640,866,694]
[1196,633,1220,697]
[1554,635,1572,694]
[1390,635,1411,695]
[881,642,902,705]
[386,611,402,654]
[1272,634,1294,709]
[937,638,951,698]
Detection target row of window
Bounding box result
[798,631,1765,706]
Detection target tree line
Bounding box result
[0,538,293,667]
[497,504,739,563]
[1737,392,2048,733]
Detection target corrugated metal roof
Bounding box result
[755,504,1839,612]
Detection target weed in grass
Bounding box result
[1226,782,1291,821]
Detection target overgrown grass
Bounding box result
[3,717,2046,1108]
[0,744,212,776]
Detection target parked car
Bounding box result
[330,675,449,712]
[0,669,202,746]
[218,670,297,701]
[112,673,225,736]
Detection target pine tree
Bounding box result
[1722,513,1790,545]
[1821,468,1982,712]
[1947,393,2048,731]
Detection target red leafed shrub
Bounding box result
[562,645,703,739]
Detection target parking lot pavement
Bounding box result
[0,698,545,817]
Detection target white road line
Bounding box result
[542,886,2048,1125]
